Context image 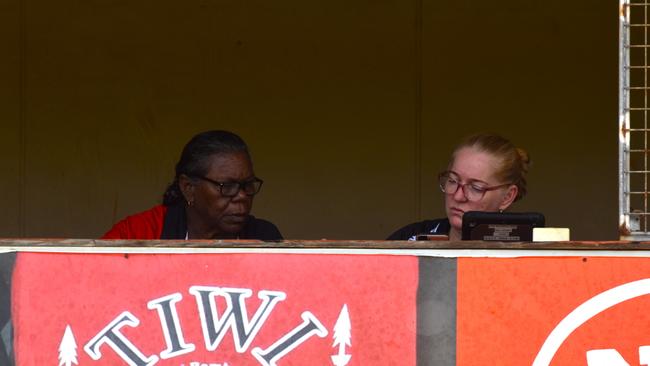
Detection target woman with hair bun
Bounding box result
[103,130,282,240]
[387,133,530,241]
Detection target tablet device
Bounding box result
[461,211,545,241]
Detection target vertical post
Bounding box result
[620,0,632,239]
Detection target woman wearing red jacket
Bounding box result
[102,130,282,240]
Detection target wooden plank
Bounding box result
[0,238,647,250]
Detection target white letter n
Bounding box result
[586,349,630,366]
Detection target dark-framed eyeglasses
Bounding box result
[438,171,510,202]
[193,176,263,197]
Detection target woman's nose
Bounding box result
[453,185,467,202]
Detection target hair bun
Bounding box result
[516,147,530,173]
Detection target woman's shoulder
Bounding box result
[386,218,450,241]
[101,205,168,239]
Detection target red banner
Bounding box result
[10,250,650,365]
[12,253,418,366]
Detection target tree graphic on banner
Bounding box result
[331,304,351,366]
[58,325,78,366]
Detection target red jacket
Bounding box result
[102,204,283,240]
[102,205,167,239]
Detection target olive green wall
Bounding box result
[0,0,617,240]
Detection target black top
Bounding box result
[239,216,284,241]
[161,203,283,240]
[386,218,451,241]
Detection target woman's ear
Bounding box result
[499,185,519,211]
[178,174,195,206]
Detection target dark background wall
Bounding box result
[0,0,617,240]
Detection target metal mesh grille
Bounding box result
[620,0,650,238]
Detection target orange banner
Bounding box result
[458,257,650,366]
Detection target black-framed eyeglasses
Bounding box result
[438,171,510,202]
[193,176,263,197]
